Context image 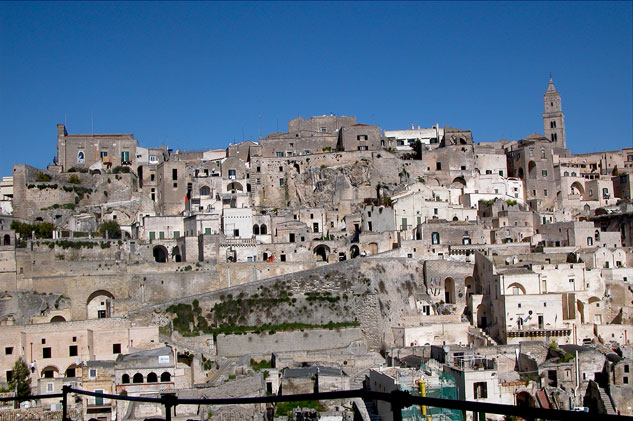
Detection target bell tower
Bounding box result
[543,76,566,149]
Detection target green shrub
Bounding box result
[112,166,130,174]
[99,220,121,239]
[67,174,82,184]
[35,173,52,182]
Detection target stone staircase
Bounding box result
[598,386,616,415]
[468,326,498,346]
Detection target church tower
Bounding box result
[543,76,566,149]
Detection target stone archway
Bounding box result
[444,277,455,304]
[86,290,115,319]
[350,245,360,258]
[172,246,182,262]
[153,245,168,263]
[314,244,330,262]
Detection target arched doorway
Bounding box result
[516,391,536,407]
[147,372,158,383]
[465,276,475,297]
[518,167,524,179]
[253,224,260,235]
[200,186,211,196]
[444,277,455,304]
[350,245,360,258]
[570,181,584,196]
[133,373,143,383]
[50,315,66,323]
[41,366,59,379]
[314,245,330,262]
[528,161,536,179]
[3,234,10,245]
[260,224,268,235]
[227,182,243,193]
[172,246,182,262]
[477,304,489,329]
[161,372,171,382]
[153,245,168,263]
[452,177,466,187]
[86,290,115,319]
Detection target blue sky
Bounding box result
[1,1,631,175]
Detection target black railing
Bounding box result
[1,386,631,421]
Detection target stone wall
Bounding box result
[216,327,363,357]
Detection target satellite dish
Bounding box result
[443,346,450,353]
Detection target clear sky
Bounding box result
[1,1,631,175]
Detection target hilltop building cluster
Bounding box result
[0,78,632,419]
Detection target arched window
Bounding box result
[122,374,130,384]
[431,232,440,245]
[147,372,158,383]
[200,187,209,196]
[253,224,260,235]
[260,224,267,235]
[77,151,85,163]
[132,373,143,383]
[160,372,171,382]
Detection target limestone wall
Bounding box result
[216,327,363,357]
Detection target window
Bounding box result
[173,231,180,238]
[113,343,121,354]
[587,237,593,246]
[89,369,97,379]
[569,279,575,291]
[625,377,629,384]
[94,389,104,405]
[43,347,51,358]
[47,382,54,392]
[541,149,546,159]
[461,165,466,170]
[6,371,13,382]
[313,222,319,233]
[77,151,85,163]
[625,365,630,373]
[121,151,130,163]
[552,133,558,142]
[431,232,440,245]
[529,149,534,157]
[357,135,368,141]
[436,162,442,171]
[550,121,556,128]
[172,168,178,180]
[205,228,211,235]
[358,146,368,151]
[289,233,295,243]
[542,170,548,177]
[280,254,286,262]
[149,155,158,163]
[4,347,13,355]
[100,151,108,159]
[149,232,155,241]
[473,382,488,399]
[544,189,548,196]
[69,345,78,357]
[321,127,327,132]
[276,152,284,157]
[159,232,165,239]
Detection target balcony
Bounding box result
[507,328,572,338]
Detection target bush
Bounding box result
[67,174,82,184]
[112,166,130,174]
[11,221,55,239]
[35,173,52,182]
[99,220,121,239]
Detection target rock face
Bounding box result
[131,257,430,350]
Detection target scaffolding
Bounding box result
[399,363,462,421]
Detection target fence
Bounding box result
[1,386,631,421]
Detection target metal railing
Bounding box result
[1,386,631,421]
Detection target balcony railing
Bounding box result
[1,386,630,421]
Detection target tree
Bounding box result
[99,220,121,239]
[8,358,31,398]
